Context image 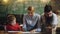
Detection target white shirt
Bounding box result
[23,13,41,31]
[41,13,58,28]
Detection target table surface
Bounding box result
[0,31,41,34]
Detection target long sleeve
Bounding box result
[52,14,58,28]
[23,15,27,31]
[37,15,41,28]
[35,15,41,32]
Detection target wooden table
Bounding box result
[0,31,41,34]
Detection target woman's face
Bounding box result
[28,7,34,16]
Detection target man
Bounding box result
[23,6,41,32]
[41,5,58,34]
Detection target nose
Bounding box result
[46,13,50,17]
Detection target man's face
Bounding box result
[44,11,53,17]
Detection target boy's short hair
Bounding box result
[44,5,52,13]
[7,15,16,23]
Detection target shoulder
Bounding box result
[6,24,10,26]
[24,13,28,17]
[6,24,11,28]
[24,13,27,15]
[34,13,40,17]
[53,13,57,16]
[53,13,57,18]
[40,13,44,18]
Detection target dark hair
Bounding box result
[44,5,52,12]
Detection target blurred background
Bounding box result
[0,0,60,24]
[0,0,60,25]
[0,0,60,33]
[0,0,60,16]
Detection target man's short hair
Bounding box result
[44,5,52,12]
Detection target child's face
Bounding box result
[11,19,16,25]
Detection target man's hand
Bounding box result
[45,26,52,32]
[46,26,52,29]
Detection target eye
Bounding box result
[49,12,52,15]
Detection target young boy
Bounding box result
[6,15,22,31]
